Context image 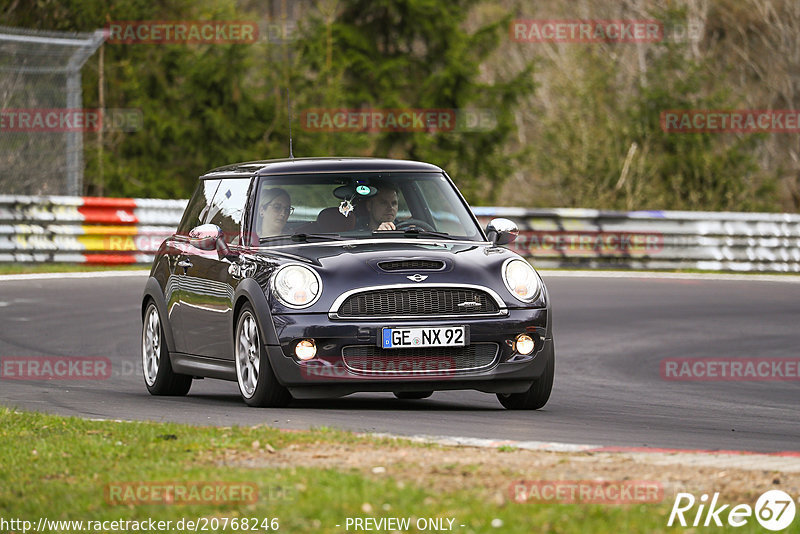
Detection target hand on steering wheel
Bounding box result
[395,218,435,232]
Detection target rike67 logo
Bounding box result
[668,490,797,531]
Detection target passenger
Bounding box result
[257,187,293,237]
[359,184,399,231]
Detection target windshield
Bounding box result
[252,172,483,243]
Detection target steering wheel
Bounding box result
[395,218,436,232]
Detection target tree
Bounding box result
[295,0,535,204]
[2,0,286,198]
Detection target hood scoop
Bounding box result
[378,259,445,272]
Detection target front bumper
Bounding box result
[266,308,552,398]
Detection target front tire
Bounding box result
[497,351,554,410]
[142,301,192,396]
[235,304,291,407]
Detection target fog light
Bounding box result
[295,339,317,360]
[514,334,535,355]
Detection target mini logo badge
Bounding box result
[406,274,428,282]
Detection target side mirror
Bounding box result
[485,218,519,245]
[188,224,230,257]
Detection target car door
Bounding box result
[167,178,221,354]
[179,177,252,360]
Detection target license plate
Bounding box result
[381,326,466,349]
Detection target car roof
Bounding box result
[201,157,443,178]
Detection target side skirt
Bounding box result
[170,352,236,381]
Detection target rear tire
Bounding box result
[142,301,192,396]
[235,304,292,407]
[497,352,554,410]
[393,391,433,400]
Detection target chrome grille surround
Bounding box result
[328,284,508,320]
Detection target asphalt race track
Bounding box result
[1,272,798,453]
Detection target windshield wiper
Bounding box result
[372,228,456,240]
[259,233,345,244]
[291,232,346,242]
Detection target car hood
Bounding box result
[252,239,544,311]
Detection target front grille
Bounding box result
[342,343,499,374]
[336,287,500,318]
[378,260,445,271]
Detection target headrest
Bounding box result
[316,206,356,231]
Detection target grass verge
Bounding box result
[0,408,775,533]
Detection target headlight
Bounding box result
[502,259,541,302]
[271,264,322,308]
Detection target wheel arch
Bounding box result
[142,276,178,354]
[232,278,281,347]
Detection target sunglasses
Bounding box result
[261,202,294,216]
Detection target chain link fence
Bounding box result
[0,25,104,196]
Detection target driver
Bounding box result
[360,184,399,231]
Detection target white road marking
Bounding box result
[1,268,799,283]
[538,270,800,283]
[31,415,800,471]
[0,270,150,282]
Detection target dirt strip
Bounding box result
[211,440,799,505]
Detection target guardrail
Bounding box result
[1,196,799,271]
[474,207,800,272]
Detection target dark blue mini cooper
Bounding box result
[141,158,553,409]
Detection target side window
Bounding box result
[176,179,221,235]
[206,178,252,244]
